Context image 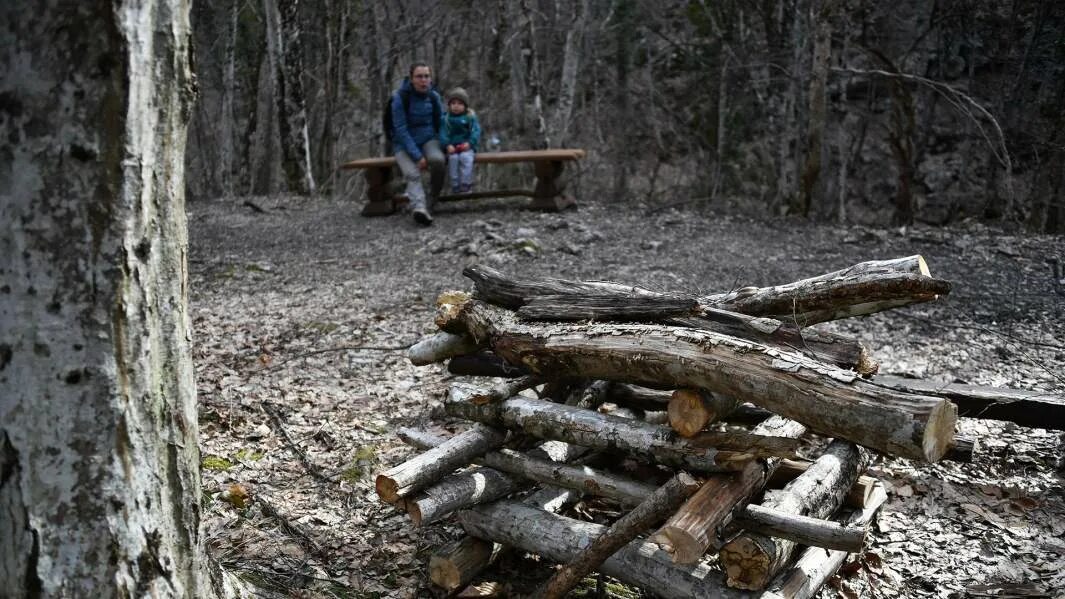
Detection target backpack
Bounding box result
[382,83,442,148]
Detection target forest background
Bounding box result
[187,0,1065,231]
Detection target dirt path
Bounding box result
[189,195,1065,598]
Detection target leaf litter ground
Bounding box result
[189,195,1065,598]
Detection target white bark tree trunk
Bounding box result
[0,2,227,596]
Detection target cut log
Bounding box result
[408,332,481,365]
[406,439,588,526]
[668,389,741,437]
[605,383,672,411]
[718,441,871,589]
[651,417,807,565]
[375,424,507,504]
[448,352,529,378]
[468,375,544,405]
[445,386,797,471]
[871,374,1065,431]
[769,459,877,509]
[463,263,664,310]
[701,255,951,325]
[518,293,700,322]
[441,299,957,461]
[761,484,889,599]
[732,504,866,553]
[459,501,751,599]
[946,435,976,462]
[673,309,878,374]
[428,485,581,592]
[538,472,703,599]
[430,537,500,592]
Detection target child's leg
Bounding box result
[447,153,461,192]
[459,149,476,190]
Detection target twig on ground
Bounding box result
[261,401,333,483]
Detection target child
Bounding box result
[439,87,481,193]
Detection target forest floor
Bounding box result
[188,193,1065,599]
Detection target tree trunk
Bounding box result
[375,424,507,504]
[445,386,794,470]
[539,473,702,599]
[442,299,957,461]
[276,0,316,194]
[650,418,807,565]
[548,0,590,148]
[459,502,750,599]
[0,1,226,595]
[250,0,283,195]
[797,0,834,216]
[718,441,870,589]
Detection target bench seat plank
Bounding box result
[341,149,586,170]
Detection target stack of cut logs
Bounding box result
[376,257,972,598]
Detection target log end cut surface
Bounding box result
[923,400,959,462]
[719,535,774,590]
[375,475,401,504]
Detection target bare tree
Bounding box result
[0,1,236,595]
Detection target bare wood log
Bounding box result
[376,424,507,504]
[668,389,741,437]
[428,483,582,592]
[673,309,878,374]
[701,255,951,325]
[760,484,889,599]
[518,293,700,322]
[459,501,751,599]
[430,537,500,592]
[463,263,663,310]
[469,375,544,405]
[651,417,807,564]
[732,504,866,553]
[445,386,796,471]
[408,332,481,366]
[406,439,588,526]
[479,448,658,507]
[769,459,877,509]
[448,352,529,378]
[442,299,957,461]
[538,472,703,599]
[870,374,1065,431]
[719,441,871,589]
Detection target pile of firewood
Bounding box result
[374,257,988,598]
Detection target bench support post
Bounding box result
[529,160,577,211]
[361,166,397,217]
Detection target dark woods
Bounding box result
[187,0,1065,232]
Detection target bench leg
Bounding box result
[528,160,577,212]
[360,166,397,217]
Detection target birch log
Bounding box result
[403,435,589,526]
[539,473,702,599]
[651,417,807,564]
[719,441,871,589]
[445,386,797,471]
[441,298,957,461]
[459,502,751,599]
[770,459,877,509]
[408,332,481,365]
[761,485,889,599]
[375,424,507,504]
[701,255,950,325]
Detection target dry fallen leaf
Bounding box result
[222,483,251,509]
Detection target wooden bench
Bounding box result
[340,149,586,216]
